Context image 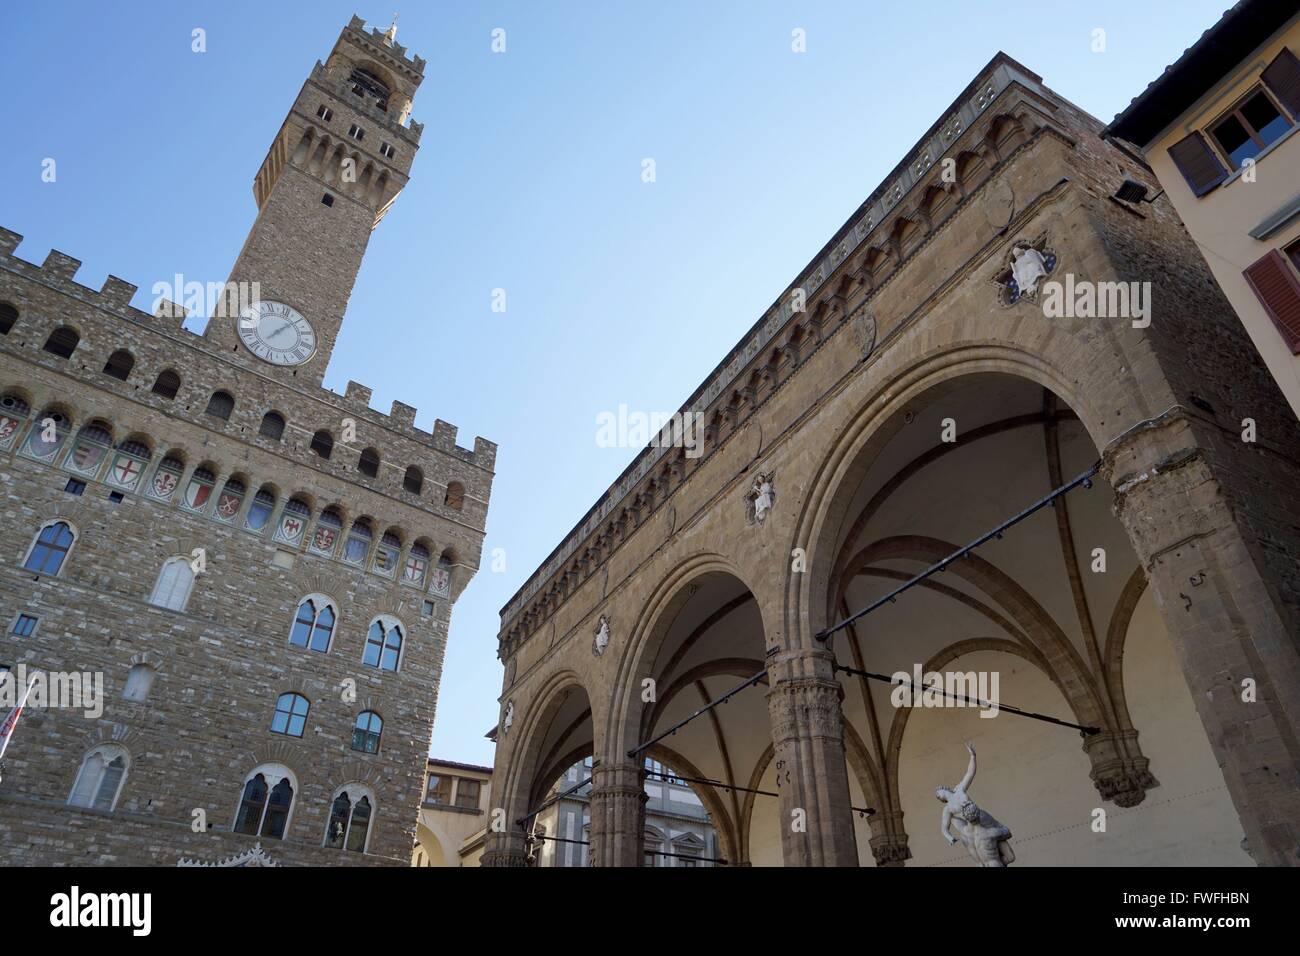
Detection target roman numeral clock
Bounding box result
[237,300,317,367]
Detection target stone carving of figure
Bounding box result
[752,473,775,524]
[593,617,610,656]
[503,700,514,734]
[1009,245,1049,298]
[936,743,1015,867]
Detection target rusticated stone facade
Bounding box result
[0,17,494,866]
[486,53,1300,868]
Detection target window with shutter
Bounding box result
[1168,131,1228,196]
[1261,47,1300,120]
[1243,249,1300,353]
[149,557,196,611]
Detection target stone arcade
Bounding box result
[486,54,1300,867]
[0,18,494,866]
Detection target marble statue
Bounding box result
[937,743,1015,867]
[1009,245,1049,298]
[752,473,775,523]
[593,617,610,656]
[503,700,514,734]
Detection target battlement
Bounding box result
[0,228,496,478]
[344,15,426,77]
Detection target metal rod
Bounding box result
[516,774,593,827]
[834,664,1100,735]
[529,834,730,865]
[644,768,875,816]
[816,462,1099,643]
[627,670,766,759]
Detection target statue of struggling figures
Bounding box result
[936,743,1015,867]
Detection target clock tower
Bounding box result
[208,16,425,386]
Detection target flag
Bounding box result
[0,674,37,765]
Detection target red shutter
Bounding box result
[1168,131,1228,197]
[1261,47,1300,119]
[1243,250,1300,354]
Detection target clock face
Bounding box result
[237,300,317,367]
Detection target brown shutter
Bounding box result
[1168,131,1228,196]
[1243,250,1300,354]
[1261,47,1300,119]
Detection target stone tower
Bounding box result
[210,16,427,387]
[0,17,494,866]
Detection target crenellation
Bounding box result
[389,399,416,426]
[344,380,373,404]
[41,249,82,281]
[0,228,21,256]
[99,275,137,310]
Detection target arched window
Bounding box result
[362,617,403,672]
[204,390,234,421]
[349,66,390,111]
[0,302,17,335]
[23,521,76,576]
[310,429,333,459]
[444,481,465,511]
[245,486,276,533]
[309,507,343,556]
[358,447,380,478]
[352,711,383,753]
[151,369,181,400]
[0,393,30,451]
[342,518,373,566]
[148,556,196,611]
[42,326,79,359]
[403,542,429,587]
[214,477,245,523]
[274,496,311,546]
[372,530,401,576]
[270,692,310,737]
[259,411,285,440]
[122,664,155,703]
[403,466,423,495]
[21,408,69,461]
[234,765,295,839]
[102,350,134,381]
[325,785,374,852]
[105,439,151,492]
[289,596,336,653]
[145,455,184,502]
[63,422,112,477]
[181,466,216,513]
[68,745,129,811]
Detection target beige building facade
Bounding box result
[485,52,1300,868]
[414,758,493,866]
[1107,0,1300,417]
[0,18,493,866]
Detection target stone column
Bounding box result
[482,829,530,868]
[1103,415,1300,865]
[766,649,860,866]
[588,761,646,867]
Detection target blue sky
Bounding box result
[0,1,1230,765]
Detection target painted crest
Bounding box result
[22,426,62,461]
[343,537,368,565]
[277,515,304,544]
[404,555,427,584]
[149,468,180,501]
[215,493,241,521]
[183,480,212,511]
[0,416,21,450]
[107,454,145,490]
[69,440,106,475]
[430,568,451,598]
[311,525,338,555]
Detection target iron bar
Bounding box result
[528,833,730,865]
[834,664,1100,735]
[816,462,1099,643]
[627,669,766,759]
[644,768,875,816]
[516,774,593,828]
